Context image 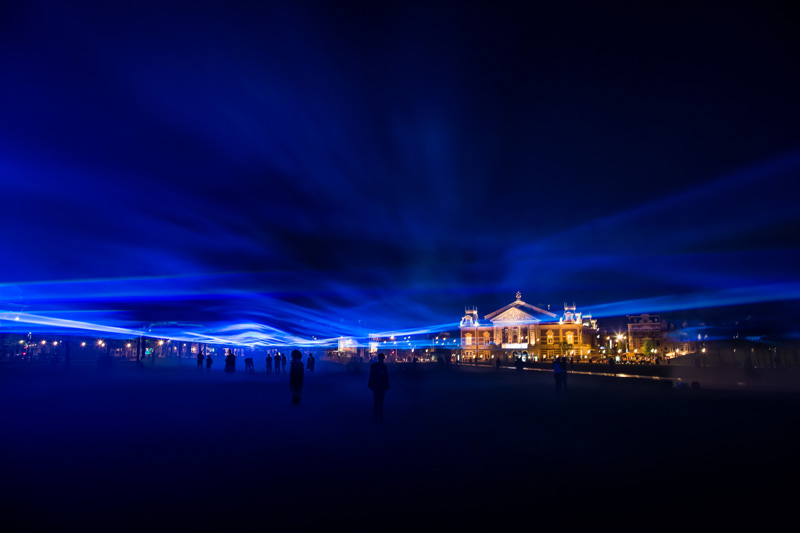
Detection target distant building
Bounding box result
[626,314,665,355]
[664,320,693,356]
[459,292,599,362]
[627,314,697,358]
[338,336,358,355]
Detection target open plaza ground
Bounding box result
[2,358,799,531]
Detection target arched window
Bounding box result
[547,331,554,345]
[566,332,574,345]
[464,333,473,346]
[483,332,490,345]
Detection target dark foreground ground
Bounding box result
[2,360,799,531]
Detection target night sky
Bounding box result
[2,1,799,343]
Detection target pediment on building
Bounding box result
[485,299,557,321]
[490,307,538,323]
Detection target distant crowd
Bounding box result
[193,349,316,376]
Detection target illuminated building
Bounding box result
[337,336,358,355]
[626,314,697,358]
[459,292,598,361]
[626,314,665,355]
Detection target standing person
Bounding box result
[281,352,287,374]
[306,353,315,373]
[265,353,272,376]
[368,353,390,423]
[224,349,235,374]
[553,357,563,393]
[206,353,213,370]
[289,350,304,405]
[275,352,281,375]
[559,357,568,393]
[197,350,205,370]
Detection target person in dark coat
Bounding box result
[197,351,205,370]
[553,357,563,393]
[224,349,235,373]
[274,352,281,374]
[205,354,213,370]
[368,353,390,423]
[281,352,287,374]
[265,353,272,376]
[289,350,304,405]
[306,353,315,373]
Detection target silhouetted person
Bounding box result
[306,353,315,373]
[609,357,616,377]
[224,349,235,373]
[197,351,205,370]
[245,356,254,373]
[289,349,304,405]
[495,357,500,371]
[368,352,390,423]
[553,357,565,393]
[560,357,568,393]
[281,353,287,374]
[515,356,523,371]
[274,353,281,374]
[266,354,272,375]
[206,354,213,370]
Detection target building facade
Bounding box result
[627,314,694,358]
[459,292,599,362]
[626,314,665,356]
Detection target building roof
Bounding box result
[484,296,557,322]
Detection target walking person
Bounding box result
[368,353,390,423]
[274,352,281,375]
[205,353,213,370]
[197,350,205,370]
[265,353,272,376]
[289,350,304,405]
[281,352,287,374]
[306,353,315,373]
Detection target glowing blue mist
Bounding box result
[2,2,799,342]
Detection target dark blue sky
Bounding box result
[2,1,799,343]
